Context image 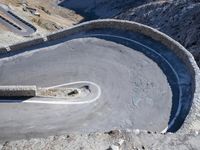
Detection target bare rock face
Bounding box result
[116,0,200,66]
[59,0,200,66]
[58,0,156,20]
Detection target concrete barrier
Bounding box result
[9,38,44,52]
[0,47,7,54]
[0,19,199,132]
[0,86,36,97]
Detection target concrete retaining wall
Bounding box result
[0,47,7,54]
[0,19,199,132]
[0,86,36,97]
[9,38,44,52]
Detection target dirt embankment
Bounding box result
[1,0,83,31]
[0,130,199,150]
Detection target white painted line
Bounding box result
[84,33,182,133]
[23,81,101,105]
[20,33,181,132]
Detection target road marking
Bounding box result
[3,33,183,132]
[23,81,101,105]
[83,33,182,133]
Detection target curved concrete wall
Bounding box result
[9,38,44,52]
[0,19,199,132]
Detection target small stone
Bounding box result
[118,139,125,146]
[109,139,125,150]
[110,145,120,150]
[195,131,199,136]
[126,129,132,132]
[105,130,120,137]
[147,131,151,134]
[80,147,84,150]
[142,145,145,149]
[134,129,140,135]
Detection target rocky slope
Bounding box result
[116,0,200,66]
[0,130,199,150]
[59,0,200,66]
[58,0,160,20]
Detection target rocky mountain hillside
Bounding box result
[58,0,160,20]
[59,0,200,66]
[116,0,200,66]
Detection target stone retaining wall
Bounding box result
[0,86,36,97]
[0,47,7,54]
[9,38,44,52]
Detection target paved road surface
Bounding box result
[0,29,192,142]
